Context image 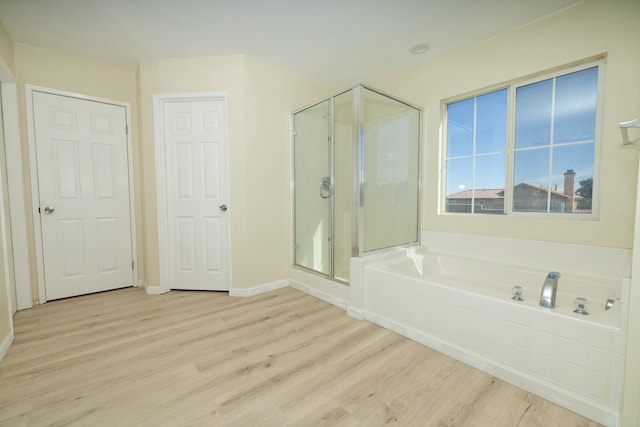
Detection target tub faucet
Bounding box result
[540,272,560,308]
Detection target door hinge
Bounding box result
[125,124,129,136]
[131,260,134,270]
[38,207,41,213]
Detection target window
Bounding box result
[513,66,597,214]
[444,62,601,216]
[445,89,507,214]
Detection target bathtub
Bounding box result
[361,246,629,426]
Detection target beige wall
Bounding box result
[240,57,333,288]
[14,44,139,302]
[376,0,640,250]
[0,20,14,75]
[0,191,10,342]
[137,55,246,287]
[138,55,333,289]
[0,19,14,348]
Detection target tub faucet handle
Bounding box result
[512,286,524,301]
[605,299,615,310]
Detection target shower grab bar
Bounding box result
[320,177,331,199]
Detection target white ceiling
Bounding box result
[0,0,582,88]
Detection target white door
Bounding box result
[33,91,133,300]
[162,98,230,291]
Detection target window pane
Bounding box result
[515,79,553,149]
[554,67,598,143]
[513,148,550,212]
[447,98,473,157]
[476,89,507,155]
[475,154,505,190]
[474,154,505,214]
[445,157,472,213]
[551,143,594,213]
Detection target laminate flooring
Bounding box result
[0,287,603,426]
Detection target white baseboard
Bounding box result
[142,280,289,297]
[143,282,167,295]
[346,306,365,320]
[0,330,14,363]
[362,309,617,427]
[229,280,289,297]
[290,280,349,310]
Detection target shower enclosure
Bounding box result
[292,85,421,284]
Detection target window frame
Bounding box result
[441,58,605,219]
[442,86,509,215]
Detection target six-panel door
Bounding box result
[33,91,134,300]
[162,99,230,291]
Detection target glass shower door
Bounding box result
[293,100,332,275]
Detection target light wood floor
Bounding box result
[0,287,602,427]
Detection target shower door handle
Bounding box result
[320,177,331,199]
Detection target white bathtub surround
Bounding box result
[420,230,631,279]
[364,254,627,425]
[349,248,409,319]
[353,235,631,427]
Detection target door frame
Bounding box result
[0,63,31,313]
[1,82,27,313]
[153,91,232,294]
[25,85,138,304]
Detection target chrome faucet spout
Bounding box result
[540,271,561,308]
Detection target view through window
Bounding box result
[445,64,599,216]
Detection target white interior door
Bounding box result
[33,91,133,300]
[162,97,230,291]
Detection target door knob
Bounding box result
[219,204,228,212]
[43,206,55,214]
